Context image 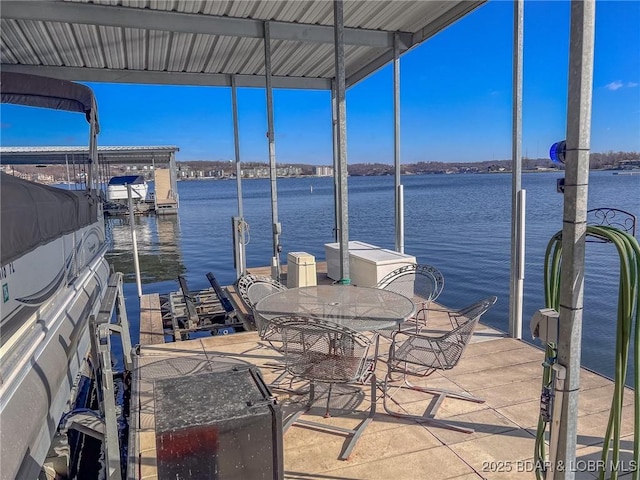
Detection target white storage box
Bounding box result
[324,241,378,281]
[350,248,416,287]
[287,252,317,288]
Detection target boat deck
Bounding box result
[131,266,636,480]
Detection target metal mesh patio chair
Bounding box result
[424,295,498,329]
[382,295,497,433]
[236,274,287,345]
[376,263,444,336]
[271,315,376,460]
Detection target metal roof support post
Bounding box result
[264,21,282,282]
[231,75,247,278]
[555,2,595,478]
[331,81,340,242]
[65,154,71,190]
[88,108,98,191]
[333,0,350,284]
[127,184,143,299]
[509,0,524,339]
[169,151,179,207]
[393,33,403,254]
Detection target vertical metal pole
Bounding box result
[169,151,179,207]
[65,154,71,190]
[393,33,403,254]
[398,185,404,253]
[127,185,143,298]
[115,273,133,371]
[264,21,282,281]
[509,0,524,339]
[331,81,340,243]
[518,189,526,288]
[334,0,350,284]
[231,75,246,278]
[555,2,595,478]
[88,108,98,191]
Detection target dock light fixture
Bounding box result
[549,140,566,164]
[550,140,567,194]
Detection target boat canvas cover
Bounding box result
[108,175,145,186]
[0,173,98,266]
[0,72,99,132]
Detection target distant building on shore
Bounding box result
[315,166,333,177]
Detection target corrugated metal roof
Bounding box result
[0,145,179,165]
[1,0,485,89]
[1,146,179,153]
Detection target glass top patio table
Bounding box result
[254,284,415,332]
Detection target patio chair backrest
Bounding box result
[450,295,498,328]
[236,274,287,339]
[246,281,287,307]
[376,263,444,305]
[439,312,485,367]
[391,296,497,371]
[236,274,287,309]
[270,315,372,384]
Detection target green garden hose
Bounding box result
[536,226,639,480]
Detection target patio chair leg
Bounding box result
[283,410,304,432]
[336,374,376,460]
[324,383,333,418]
[404,378,485,405]
[382,375,482,434]
[285,376,378,460]
[283,382,316,432]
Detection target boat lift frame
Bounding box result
[58,273,132,480]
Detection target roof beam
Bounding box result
[411,1,485,45]
[1,1,412,49]
[346,0,486,87]
[0,64,332,90]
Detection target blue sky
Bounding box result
[1,1,638,164]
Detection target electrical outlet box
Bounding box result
[530,308,560,344]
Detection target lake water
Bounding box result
[107,170,639,384]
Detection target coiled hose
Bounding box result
[536,225,639,480]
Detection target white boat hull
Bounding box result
[107,182,148,201]
[0,223,109,480]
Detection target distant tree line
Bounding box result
[7,150,638,182]
[174,150,640,175]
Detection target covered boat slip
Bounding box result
[133,287,636,480]
[0,145,181,214]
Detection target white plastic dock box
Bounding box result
[350,248,416,287]
[324,241,378,281]
[287,252,317,288]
